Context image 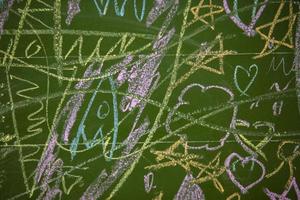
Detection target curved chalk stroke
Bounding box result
[0,0,299,200]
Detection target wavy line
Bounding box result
[11,75,46,141]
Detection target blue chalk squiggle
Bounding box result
[93,0,146,21]
[70,77,119,160]
[70,79,104,159]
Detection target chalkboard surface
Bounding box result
[0,0,300,199]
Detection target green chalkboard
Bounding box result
[0,0,300,199]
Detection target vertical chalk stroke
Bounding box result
[0,0,300,199]
[66,0,81,25]
[295,6,300,115]
[54,0,63,85]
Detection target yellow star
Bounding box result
[145,138,201,171]
[191,153,225,193]
[254,1,296,59]
[179,34,235,84]
[189,0,224,30]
